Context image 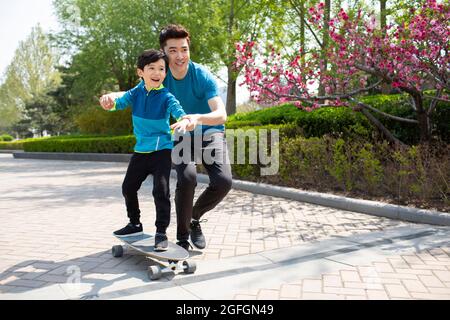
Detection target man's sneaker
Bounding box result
[176,240,192,251]
[154,233,168,251]
[113,223,143,238]
[190,219,206,249]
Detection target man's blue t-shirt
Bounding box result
[163,61,225,133]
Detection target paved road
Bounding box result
[0,154,449,300]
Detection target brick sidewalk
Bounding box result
[233,246,450,300]
[0,154,448,299]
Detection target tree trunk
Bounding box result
[226,65,237,116]
[414,95,431,142]
[379,0,390,94]
[300,0,305,68]
[225,0,236,115]
[318,0,331,96]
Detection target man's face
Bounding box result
[137,59,166,88]
[163,38,190,75]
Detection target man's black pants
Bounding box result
[173,132,232,241]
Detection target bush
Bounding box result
[0,134,14,141]
[227,104,371,140]
[74,105,133,135]
[0,141,23,150]
[217,127,449,210]
[227,93,450,143]
[23,135,135,153]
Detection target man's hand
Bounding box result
[99,94,115,110]
[180,114,201,131]
[170,118,191,134]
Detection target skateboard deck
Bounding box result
[113,233,189,261]
[111,233,195,280]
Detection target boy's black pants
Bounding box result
[122,150,172,234]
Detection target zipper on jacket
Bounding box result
[155,136,160,150]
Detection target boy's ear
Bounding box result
[137,68,144,78]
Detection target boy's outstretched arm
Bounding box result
[99,91,130,111]
[99,92,126,110]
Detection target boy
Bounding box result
[100,49,190,251]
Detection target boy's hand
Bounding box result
[170,118,191,134]
[99,94,115,110]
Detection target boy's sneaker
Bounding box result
[176,240,192,251]
[113,223,143,237]
[189,219,206,249]
[154,233,168,251]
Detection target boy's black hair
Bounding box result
[137,49,168,71]
[159,24,191,49]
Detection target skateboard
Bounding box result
[111,233,196,280]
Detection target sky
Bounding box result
[0,0,59,78]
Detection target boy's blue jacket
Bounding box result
[111,82,186,153]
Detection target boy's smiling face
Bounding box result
[137,58,166,89]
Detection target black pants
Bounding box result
[173,132,232,241]
[122,150,172,234]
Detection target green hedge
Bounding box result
[0,134,13,141]
[0,141,23,150]
[227,93,450,143]
[227,133,449,211]
[23,135,135,153]
[228,104,371,140]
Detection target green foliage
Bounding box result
[0,25,61,135]
[23,135,135,153]
[228,93,450,144]
[327,138,354,191]
[53,0,155,96]
[0,134,14,142]
[74,105,133,135]
[275,135,448,209]
[356,143,384,193]
[227,103,370,139]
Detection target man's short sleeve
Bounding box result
[203,70,219,101]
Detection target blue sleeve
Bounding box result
[202,69,219,101]
[110,85,139,111]
[111,91,132,111]
[166,94,186,120]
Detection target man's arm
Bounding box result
[182,96,227,130]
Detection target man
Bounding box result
[102,24,232,250]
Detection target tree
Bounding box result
[0,24,61,136]
[236,0,449,145]
[53,0,158,100]
[174,0,286,115]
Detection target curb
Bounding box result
[12,151,450,226]
[0,150,22,154]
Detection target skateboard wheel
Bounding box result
[148,266,162,280]
[182,260,196,274]
[112,245,123,258]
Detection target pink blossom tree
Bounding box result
[235,0,449,145]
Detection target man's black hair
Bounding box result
[159,24,190,49]
[137,49,168,71]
